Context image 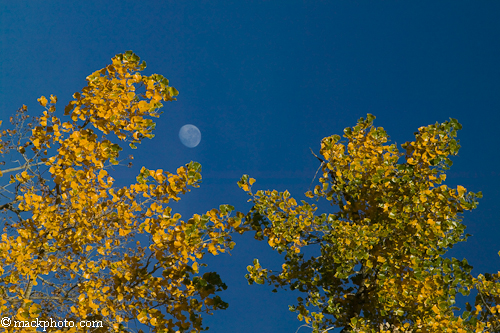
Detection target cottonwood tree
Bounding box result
[238,115,500,332]
[0,52,244,332]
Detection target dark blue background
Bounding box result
[1,1,499,332]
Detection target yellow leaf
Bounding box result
[457,185,466,197]
[432,304,440,314]
[137,311,147,323]
[50,95,57,103]
[38,96,48,107]
[230,217,241,228]
[155,169,164,180]
[208,243,217,255]
[249,178,256,185]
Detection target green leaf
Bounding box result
[466,302,472,312]
[366,114,376,123]
[219,204,234,215]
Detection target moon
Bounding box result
[179,124,201,148]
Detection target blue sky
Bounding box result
[1,1,500,332]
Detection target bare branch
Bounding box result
[0,161,46,175]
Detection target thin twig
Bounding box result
[308,148,325,191]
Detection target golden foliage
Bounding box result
[0,52,244,332]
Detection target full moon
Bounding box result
[179,124,201,148]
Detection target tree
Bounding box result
[238,114,500,332]
[0,51,245,332]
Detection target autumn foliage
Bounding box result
[239,115,500,332]
[1,51,499,333]
[0,52,244,332]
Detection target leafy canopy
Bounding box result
[238,114,499,332]
[0,51,244,333]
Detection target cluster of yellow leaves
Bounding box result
[0,52,244,333]
[239,114,491,332]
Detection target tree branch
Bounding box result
[0,161,46,175]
